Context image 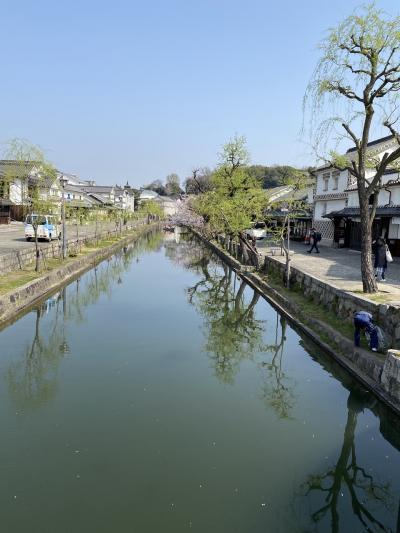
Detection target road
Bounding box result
[0,221,122,255]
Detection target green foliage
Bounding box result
[305,3,400,156]
[184,168,213,194]
[165,173,181,196]
[193,135,268,237]
[329,151,349,170]
[144,179,166,196]
[139,199,163,218]
[246,165,311,189]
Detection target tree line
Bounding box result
[144,164,311,197]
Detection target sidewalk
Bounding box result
[257,240,400,304]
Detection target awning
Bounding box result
[324,205,400,219]
[267,208,312,220]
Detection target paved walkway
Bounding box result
[257,240,400,303]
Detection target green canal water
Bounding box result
[0,231,399,533]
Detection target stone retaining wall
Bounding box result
[263,255,400,349]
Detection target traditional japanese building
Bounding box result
[313,135,400,255]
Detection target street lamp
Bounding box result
[60,175,68,259]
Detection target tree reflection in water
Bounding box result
[164,236,296,417]
[6,230,163,409]
[298,389,397,533]
[165,237,266,383]
[259,315,296,419]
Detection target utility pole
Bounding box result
[60,175,68,259]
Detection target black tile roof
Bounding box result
[324,205,400,218]
[346,134,396,153]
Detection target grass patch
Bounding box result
[351,289,399,304]
[0,271,41,294]
[261,269,370,350]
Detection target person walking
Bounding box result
[373,237,387,282]
[307,228,321,253]
[353,311,378,352]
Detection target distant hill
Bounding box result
[246,165,314,189]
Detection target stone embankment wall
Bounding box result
[0,223,160,328]
[193,230,400,416]
[263,255,400,349]
[0,220,148,275]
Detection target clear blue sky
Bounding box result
[1,0,399,186]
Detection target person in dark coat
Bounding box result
[353,311,378,351]
[373,237,387,281]
[307,228,320,254]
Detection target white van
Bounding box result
[245,222,267,240]
[25,214,60,242]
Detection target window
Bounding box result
[332,171,339,190]
[322,202,327,216]
[323,173,330,191]
[0,180,10,198]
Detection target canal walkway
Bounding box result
[257,240,400,302]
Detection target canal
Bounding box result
[0,230,399,533]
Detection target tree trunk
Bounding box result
[239,236,249,264]
[224,235,230,252]
[235,279,247,312]
[281,237,291,288]
[359,197,377,293]
[34,227,40,272]
[286,216,291,288]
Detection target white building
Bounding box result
[139,189,159,202]
[313,135,400,254]
[0,160,63,221]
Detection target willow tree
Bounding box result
[305,4,400,293]
[194,135,267,265]
[2,139,49,220]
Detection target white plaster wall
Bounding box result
[314,199,346,220]
[347,191,358,207]
[389,223,400,239]
[9,179,24,203]
[348,184,400,206]
[315,169,348,195]
[390,187,400,204]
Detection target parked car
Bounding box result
[245,223,267,240]
[25,214,60,242]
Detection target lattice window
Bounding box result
[347,171,357,189]
[313,219,334,241]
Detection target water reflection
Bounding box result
[165,237,264,381]
[7,302,65,409]
[259,315,296,419]
[298,390,396,532]
[294,335,400,532]
[5,230,163,410]
[165,236,296,417]
[166,236,400,531]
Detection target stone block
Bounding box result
[381,350,400,402]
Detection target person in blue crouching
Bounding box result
[353,311,378,352]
